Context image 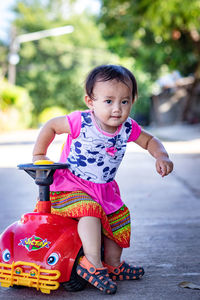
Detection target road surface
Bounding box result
[0,125,200,299]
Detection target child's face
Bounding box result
[85,79,134,133]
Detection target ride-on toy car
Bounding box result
[0,161,87,294]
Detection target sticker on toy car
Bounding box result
[18,235,51,251]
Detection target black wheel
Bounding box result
[11,285,25,289]
[62,248,87,292]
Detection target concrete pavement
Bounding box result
[0,124,200,299]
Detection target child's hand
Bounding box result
[156,157,173,177]
[32,155,50,163]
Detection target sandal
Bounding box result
[103,261,145,281]
[76,256,117,294]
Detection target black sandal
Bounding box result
[76,256,117,294]
[103,261,145,281]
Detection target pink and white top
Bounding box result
[50,110,141,214]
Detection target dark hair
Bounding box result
[85,64,138,100]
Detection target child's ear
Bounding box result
[85,95,94,109]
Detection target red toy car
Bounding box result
[0,162,87,294]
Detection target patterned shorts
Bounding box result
[50,191,131,248]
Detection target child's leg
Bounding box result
[103,236,122,267]
[77,216,103,268]
[77,216,117,294]
[103,236,144,281]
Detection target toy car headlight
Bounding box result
[15,267,23,275]
[2,249,11,262]
[47,253,59,266]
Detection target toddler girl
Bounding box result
[33,65,173,294]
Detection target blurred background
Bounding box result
[0,0,200,131]
[0,4,200,297]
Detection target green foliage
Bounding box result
[13,1,128,126]
[0,43,8,77]
[130,67,152,125]
[99,0,200,79]
[97,0,200,124]
[0,79,33,131]
[0,0,156,127]
[38,106,68,125]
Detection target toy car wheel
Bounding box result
[11,285,25,289]
[62,248,87,292]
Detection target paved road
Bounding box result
[0,125,200,299]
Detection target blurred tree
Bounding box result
[11,0,121,125]
[0,43,8,78]
[99,0,200,78]
[0,78,32,131]
[99,0,200,122]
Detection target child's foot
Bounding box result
[103,261,145,281]
[76,256,117,294]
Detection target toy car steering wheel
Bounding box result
[18,161,69,212]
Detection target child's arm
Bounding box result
[134,129,173,177]
[32,116,70,162]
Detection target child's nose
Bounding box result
[113,103,121,113]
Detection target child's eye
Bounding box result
[105,99,112,104]
[122,100,129,104]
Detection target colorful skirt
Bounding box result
[50,191,131,248]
